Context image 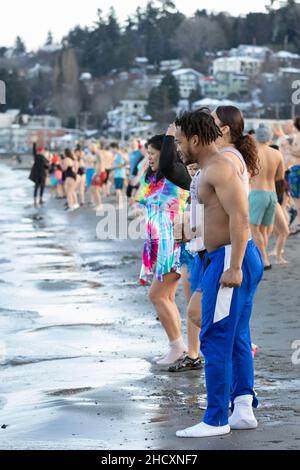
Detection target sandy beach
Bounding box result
[0,159,300,450]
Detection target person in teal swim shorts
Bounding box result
[249,191,278,226]
[250,124,284,270]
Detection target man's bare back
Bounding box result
[251,144,284,191]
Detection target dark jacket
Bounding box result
[29,143,49,184]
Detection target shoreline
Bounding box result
[0,161,300,450]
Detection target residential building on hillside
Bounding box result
[213,56,262,77]
[200,72,249,100]
[172,68,203,99]
[230,45,271,60]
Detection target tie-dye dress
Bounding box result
[137,174,189,285]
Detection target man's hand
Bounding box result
[166,123,176,137]
[220,267,243,289]
[31,135,38,144]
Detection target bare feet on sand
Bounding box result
[275,257,288,265]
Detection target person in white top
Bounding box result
[170,107,259,376]
[173,107,263,439]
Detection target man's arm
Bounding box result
[206,160,250,288]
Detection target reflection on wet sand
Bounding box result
[0,163,300,450]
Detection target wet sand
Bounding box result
[0,160,300,450]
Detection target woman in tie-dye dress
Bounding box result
[136,134,190,366]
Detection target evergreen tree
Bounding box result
[45,31,53,46]
[161,71,180,106]
[0,69,29,111]
[188,85,203,110]
[14,36,26,55]
[147,72,179,123]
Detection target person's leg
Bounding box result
[65,178,73,208]
[149,273,182,341]
[91,186,97,206]
[181,266,200,359]
[251,224,269,267]
[177,247,236,437]
[260,224,273,258]
[64,178,73,209]
[80,174,86,205]
[186,289,201,360]
[34,182,39,206]
[274,204,289,264]
[149,272,187,364]
[39,183,45,203]
[187,291,202,329]
[72,178,78,207]
[94,187,103,209]
[169,289,203,372]
[282,192,290,225]
[116,189,124,209]
[230,242,264,429]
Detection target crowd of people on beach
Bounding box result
[29,137,146,211]
[29,106,300,438]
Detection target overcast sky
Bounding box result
[0,0,272,49]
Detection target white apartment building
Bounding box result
[107,100,151,140]
[172,68,203,99]
[213,57,262,77]
[230,45,271,60]
[160,60,183,72]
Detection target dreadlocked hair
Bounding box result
[175,107,223,145]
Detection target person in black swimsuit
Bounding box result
[63,148,79,211]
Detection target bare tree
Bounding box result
[172,16,226,67]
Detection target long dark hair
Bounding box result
[64,148,74,160]
[294,116,300,131]
[145,134,165,183]
[216,106,260,177]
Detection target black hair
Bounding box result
[294,116,300,132]
[110,142,119,149]
[175,107,223,145]
[64,148,74,160]
[145,134,165,183]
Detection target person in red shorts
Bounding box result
[91,149,107,211]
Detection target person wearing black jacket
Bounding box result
[29,137,49,207]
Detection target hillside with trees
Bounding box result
[1,0,300,127]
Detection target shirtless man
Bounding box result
[250,124,284,269]
[289,116,300,228]
[174,108,264,438]
[101,145,114,198]
[91,144,106,211]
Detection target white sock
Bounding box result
[229,395,258,430]
[156,337,187,365]
[176,422,230,438]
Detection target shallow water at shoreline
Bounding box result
[0,161,300,450]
